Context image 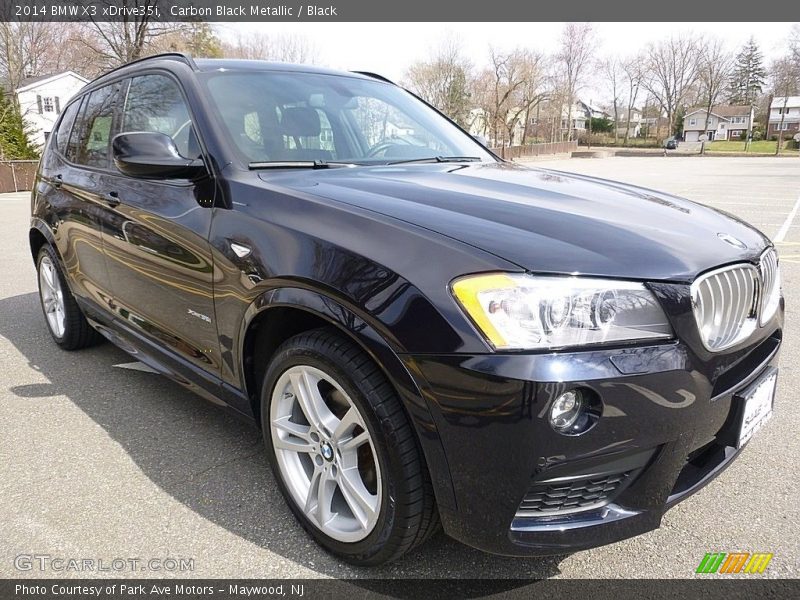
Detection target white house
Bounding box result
[560,100,610,135]
[682,105,753,142]
[613,107,642,138]
[15,71,89,148]
[768,96,800,139]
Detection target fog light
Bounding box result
[550,390,584,432]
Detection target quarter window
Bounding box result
[122,74,199,159]
[55,100,81,156]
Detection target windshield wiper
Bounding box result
[386,156,484,165]
[249,160,356,170]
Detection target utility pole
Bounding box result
[587,100,593,149]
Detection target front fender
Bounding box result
[240,286,457,510]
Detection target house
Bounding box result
[560,100,611,135]
[682,105,753,142]
[612,107,642,138]
[15,71,89,147]
[768,96,800,139]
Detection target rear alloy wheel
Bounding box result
[38,253,66,339]
[261,328,439,565]
[36,245,103,350]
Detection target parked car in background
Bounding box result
[30,54,783,565]
[665,138,678,149]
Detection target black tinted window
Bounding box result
[73,82,123,168]
[123,74,199,159]
[55,100,81,156]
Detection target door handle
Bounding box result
[51,174,63,189]
[104,191,121,208]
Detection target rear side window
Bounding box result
[122,74,199,159]
[72,82,123,168]
[55,100,81,156]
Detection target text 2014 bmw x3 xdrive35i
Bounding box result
[31,54,782,565]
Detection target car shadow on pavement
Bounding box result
[1,292,567,584]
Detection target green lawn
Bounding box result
[705,140,797,154]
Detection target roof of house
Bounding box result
[685,104,751,119]
[771,96,800,108]
[15,71,89,93]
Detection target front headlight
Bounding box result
[451,273,673,350]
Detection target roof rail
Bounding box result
[97,52,198,80]
[352,71,396,85]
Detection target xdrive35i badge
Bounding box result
[717,233,748,249]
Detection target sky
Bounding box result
[214,22,798,101]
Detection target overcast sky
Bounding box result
[214,22,797,100]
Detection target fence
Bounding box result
[0,161,39,193]
[490,140,578,160]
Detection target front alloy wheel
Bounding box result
[270,365,381,542]
[261,328,440,565]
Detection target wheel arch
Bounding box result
[29,219,55,264]
[239,286,457,510]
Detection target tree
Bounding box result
[589,116,614,133]
[601,57,624,143]
[697,39,734,153]
[79,1,189,68]
[555,23,596,141]
[222,32,317,63]
[620,55,643,145]
[0,88,38,159]
[404,40,473,127]
[472,47,546,148]
[503,50,546,145]
[726,37,767,106]
[641,35,701,143]
[770,57,800,155]
[155,23,223,58]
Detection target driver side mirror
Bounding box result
[112,132,205,179]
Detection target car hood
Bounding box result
[259,162,770,282]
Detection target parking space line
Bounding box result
[774,193,800,243]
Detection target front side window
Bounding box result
[203,71,493,165]
[122,74,199,159]
[73,82,122,168]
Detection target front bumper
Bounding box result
[401,317,782,556]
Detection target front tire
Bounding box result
[261,328,439,565]
[36,245,102,350]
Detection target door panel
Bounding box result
[50,85,123,312]
[102,73,221,376]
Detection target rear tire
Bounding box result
[261,328,439,565]
[36,245,103,350]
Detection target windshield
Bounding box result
[202,70,495,166]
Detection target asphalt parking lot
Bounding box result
[1,156,799,580]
